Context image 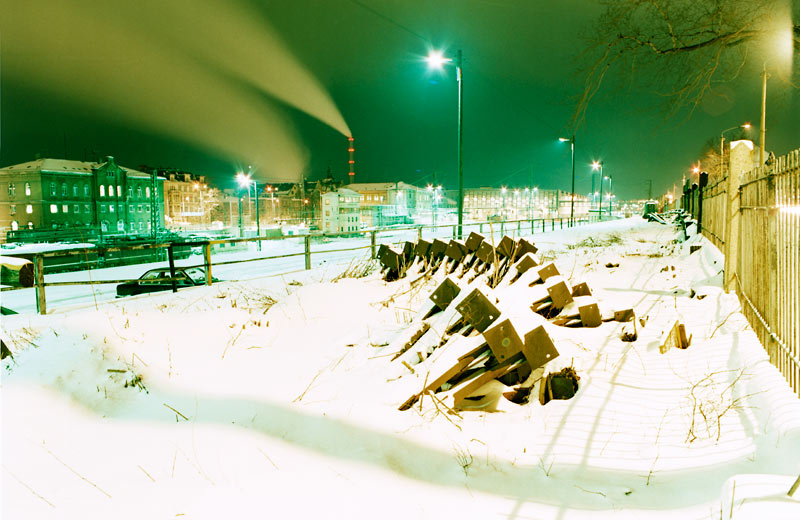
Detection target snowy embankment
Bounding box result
[2,218,799,519]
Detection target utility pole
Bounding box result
[254,182,261,251]
[238,188,243,237]
[647,179,652,200]
[456,49,464,239]
[759,64,768,165]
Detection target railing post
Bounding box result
[418,226,423,241]
[453,225,457,239]
[370,231,377,259]
[34,254,46,315]
[203,243,212,286]
[167,245,177,293]
[304,235,311,269]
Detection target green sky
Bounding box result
[1,0,798,200]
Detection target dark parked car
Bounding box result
[116,267,217,297]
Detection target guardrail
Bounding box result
[2,215,601,315]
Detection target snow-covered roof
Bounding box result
[346,181,423,192]
[0,158,152,178]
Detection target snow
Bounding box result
[2,218,799,519]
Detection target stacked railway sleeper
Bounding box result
[376,231,635,413]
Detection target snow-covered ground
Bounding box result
[2,218,799,519]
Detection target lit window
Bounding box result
[109,204,115,213]
[10,204,16,215]
[50,182,56,196]
[50,204,58,213]
[108,185,113,197]
[84,184,89,196]
[62,183,67,196]
[145,187,151,198]
[62,204,68,213]
[73,185,78,196]
[11,221,18,231]
[25,182,31,196]
[100,185,106,197]
[8,183,15,198]
[117,186,122,197]
[27,222,33,229]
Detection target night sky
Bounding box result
[2,0,798,199]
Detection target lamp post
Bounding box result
[592,161,603,218]
[426,49,464,238]
[236,172,260,248]
[559,135,576,226]
[720,123,751,177]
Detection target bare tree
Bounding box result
[573,0,800,128]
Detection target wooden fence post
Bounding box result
[203,243,212,285]
[370,231,377,259]
[304,235,311,270]
[34,254,46,315]
[723,144,745,292]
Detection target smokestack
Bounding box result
[347,136,355,184]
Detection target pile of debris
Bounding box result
[375,232,637,413]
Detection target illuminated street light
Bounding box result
[559,135,576,225]
[426,48,464,238]
[235,171,260,248]
[720,123,751,177]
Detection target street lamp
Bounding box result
[236,172,260,248]
[720,123,751,177]
[426,49,464,238]
[559,135,576,225]
[591,161,603,218]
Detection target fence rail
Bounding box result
[2,215,600,315]
[690,148,800,397]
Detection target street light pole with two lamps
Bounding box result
[591,161,603,218]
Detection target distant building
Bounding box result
[463,187,589,221]
[321,188,361,234]
[347,181,430,227]
[157,170,215,229]
[0,157,164,241]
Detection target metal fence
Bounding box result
[689,148,800,397]
[2,215,600,315]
